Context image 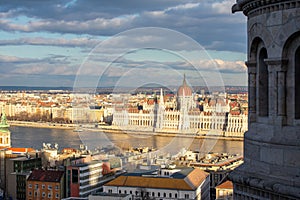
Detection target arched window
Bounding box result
[295,46,300,119]
[283,32,300,123]
[258,48,269,117]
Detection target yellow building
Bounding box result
[215,180,233,200]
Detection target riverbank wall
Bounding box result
[8,121,244,141]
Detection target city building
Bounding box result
[104,167,210,200]
[215,180,233,200]
[6,156,42,200]
[26,169,65,200]
[175,150,242,199]
[89,192,132,200]
[66,160,117,197]
[230,0,300,199]
[112,76,248,137]
[0,149,5,197]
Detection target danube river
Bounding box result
[10,126,243,155]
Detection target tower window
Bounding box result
[258,48,269,117]
[295,47,300,119]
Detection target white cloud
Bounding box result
[0,0,248,86]
[212,0,236,14]
[0,37,100,48]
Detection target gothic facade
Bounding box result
[230,0,300,199]
[112,77,248,137]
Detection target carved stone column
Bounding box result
[246,61,257,123]
[264,58,288,125]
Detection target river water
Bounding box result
[10,126,243,155]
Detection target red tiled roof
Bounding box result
[27,169,64,183]
[216,180,233,189]
[105,168,208,190]
[8,147,36,153]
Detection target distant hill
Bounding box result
[0,85,247,94]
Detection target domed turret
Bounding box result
[177,74,195,111]
[0,108,11,148]
[177,74,192,97]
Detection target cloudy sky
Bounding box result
[0,0,247,89]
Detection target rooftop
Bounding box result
[27,169,64,182]
[71,160,102,167]
[8,147,36,153]
[216,180,233,189]
[105,168,208,191]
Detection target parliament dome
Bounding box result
[177,75,192,97]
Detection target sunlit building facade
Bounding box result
[112,76,247,137]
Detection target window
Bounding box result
[164,193,166,197]
[152,192,155,197]
[28,184,32,188]
[220,190,224,196]
[35,184,38,189]
[55,185,59,190]
[28,191,32,196]
[55,193,59,199]
[72,169,79,183]
[158,192,160,197]
[48,193,52,198]
[169,193,172,198]
[48,185,52,190]
[258,48,269,117]
[295,47,300,119]
[42,192,46,197]
[185,194,190,198]
[42,184,45,189]
[175,193,178,198]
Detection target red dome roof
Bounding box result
[177,75,192,96]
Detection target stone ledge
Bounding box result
[244,124,300,146]
[229,166,300,198]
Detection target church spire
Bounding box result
[183,73,187,86]
[159,88,164,106]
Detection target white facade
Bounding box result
[112,90,247,137]
[67,161,104,197]
[104,168,210,200]
[112,77,247,137]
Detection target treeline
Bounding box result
[6,111,72,123]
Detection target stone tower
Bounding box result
[230,1,300,199]
[0,110,11,148]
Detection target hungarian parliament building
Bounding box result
[112,76,248,137]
